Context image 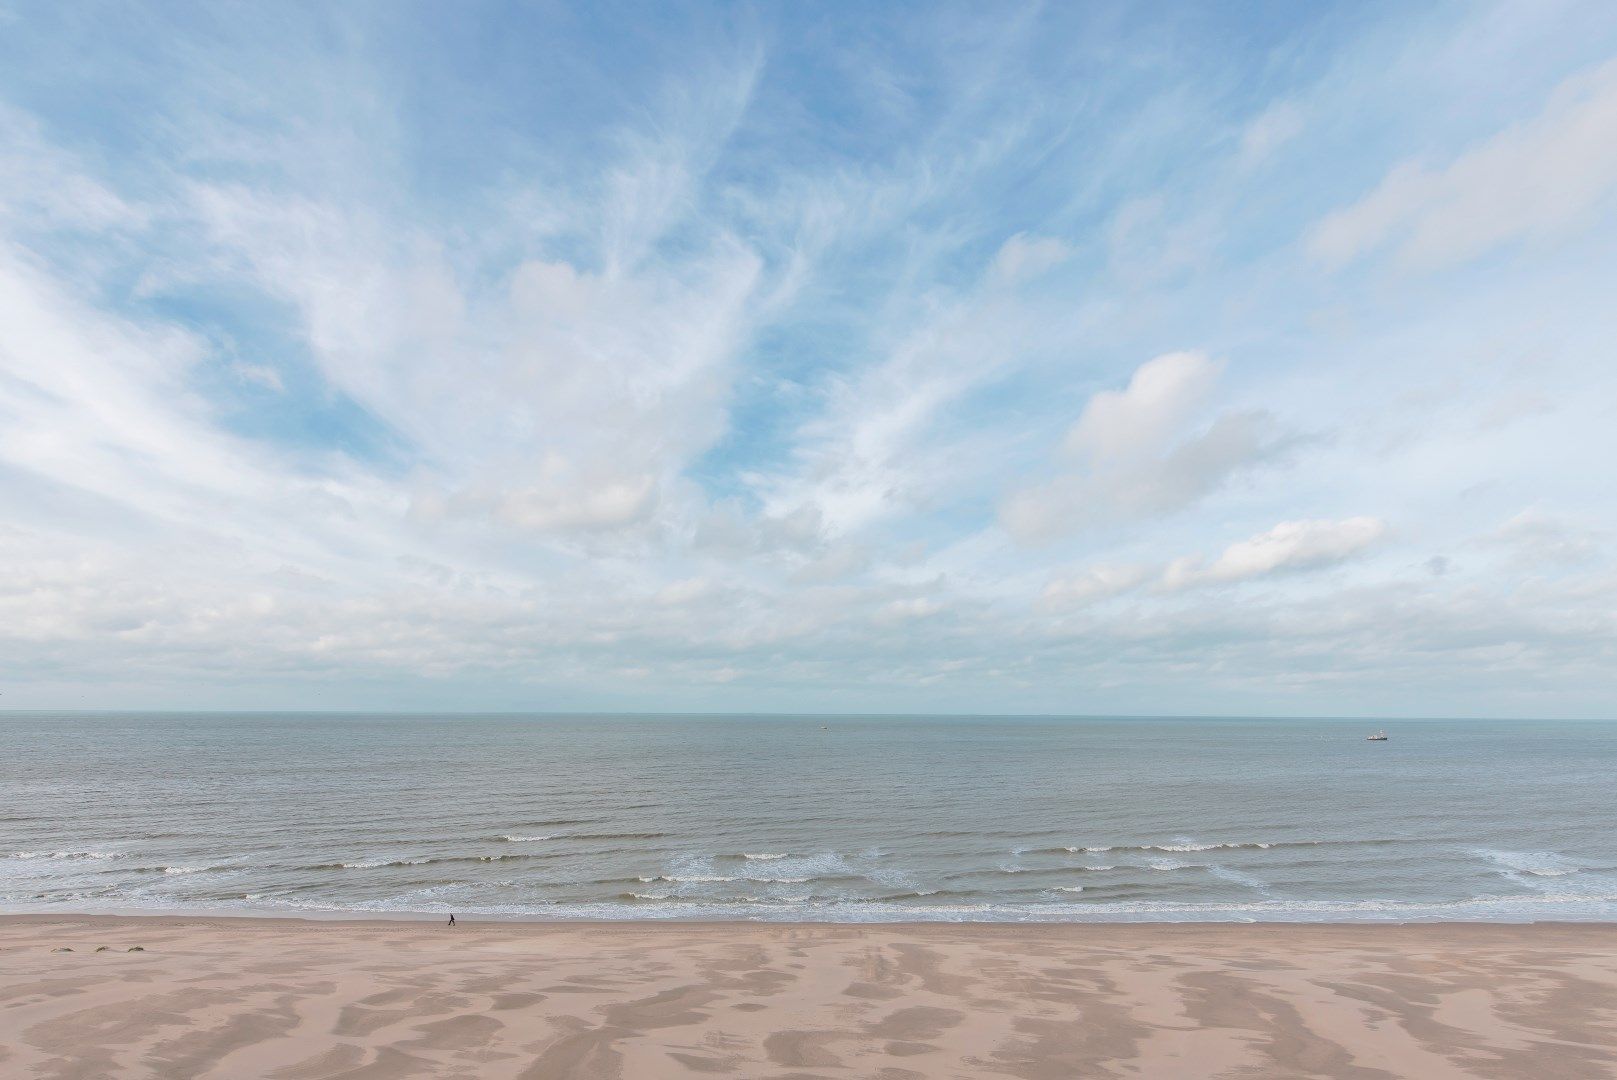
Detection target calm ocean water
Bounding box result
[4,713,1616,923]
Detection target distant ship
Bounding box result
[1366,731,1389,741]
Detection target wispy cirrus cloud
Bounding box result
[0,2,1615,716]
[1309,57,1617,268]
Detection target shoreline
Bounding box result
[7,909,1617,931]
[5,915,1615,1077]
[8,900,1617,928]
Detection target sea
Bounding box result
[4,712,1615,923]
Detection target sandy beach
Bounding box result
[0,917,1613,1078]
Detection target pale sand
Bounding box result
[2,917,1615,1079]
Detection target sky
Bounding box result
[1,1,1616,717]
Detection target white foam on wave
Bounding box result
[1205,864,1269,892]
[20,880,1617,925]
[335,888,1617,923]
[656,851,862,887]
[1474,848,1583,879]
[500,835,552,842]
[1148,839,1284,853]
[1055,840,1291,855]
[12,850,124,861]
[741,852,789,860]
[161,865,209,875]
[1055,885,1085,894]
[643,872,815,885]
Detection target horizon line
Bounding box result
[1,707,1612,723]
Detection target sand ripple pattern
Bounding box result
[4,919,1616,1078]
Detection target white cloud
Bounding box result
[186,179,764,539]
[1040,518,1387,608]
[656,576,714,606]
[1161,517,1388,590]
[758,277,1045,537]
[988,232,1072,284]
[1239,100,1304,165]
[1309,57,1617,268]
[790,543,872,584]
[230,361,285,392]
[874,596,945,624]
[1106,197,1218,286]
[1040,563,1153,609]
[493,472,658,533]
[0,104,146,232]
[2,4,1616,716]
[1062,351,1219,459]
[1002,352,1288,542]
[1491,509,1603,566]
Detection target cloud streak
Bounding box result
[0,3,1614,716]
[1042,518,1387,608]
[1001,352,1291,543]
[1310,57,1617,268]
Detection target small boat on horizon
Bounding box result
[1366,731,1389,741]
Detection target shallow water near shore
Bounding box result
[4,712,1616,922]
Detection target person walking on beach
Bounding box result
[447,913,456,927]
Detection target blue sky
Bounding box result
[2,1,1616,716]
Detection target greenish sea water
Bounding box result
[4,712,1615,922]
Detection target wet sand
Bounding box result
[1,916,1614,1078]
